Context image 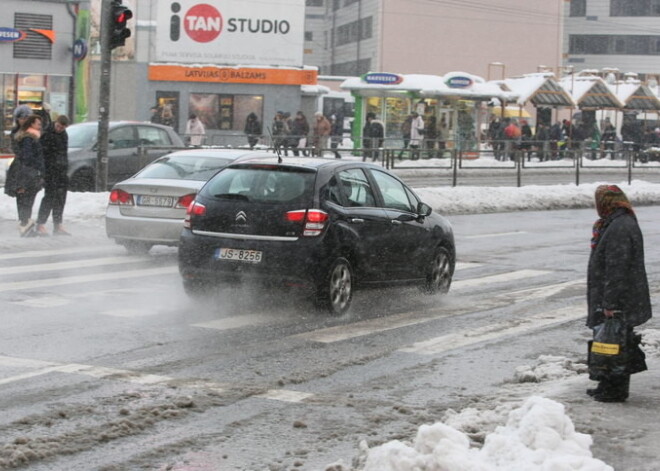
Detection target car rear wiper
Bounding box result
[214,193,250,201]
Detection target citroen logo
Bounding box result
[235,211,247,223]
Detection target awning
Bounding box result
[559,76,623,109]
[496,73,575,108]
[607,81,660,111]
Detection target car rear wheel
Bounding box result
[421,246,452,294]
[69,168,96,192]
[122,240,153,254]
[315,257,353,315]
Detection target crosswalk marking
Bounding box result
[193,314,283,331]
[0,246,119,261]
[462,231,527,239]
[0,355,311,403]
[452,269,550,290]
[0,266,178,292]
[0,256,147,276]
[398,304,585,355]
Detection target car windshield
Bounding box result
[66,124,98,148]
[135,155,234,181]
[202,167,316,204]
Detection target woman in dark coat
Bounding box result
[11,115,46,236]
[586,184,652,402]
[244,113,262,149]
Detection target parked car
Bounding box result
[178,157,455,314]
[67,121,186,191]
[106,148,272,253]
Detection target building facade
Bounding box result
[563,0,660,80]
[0,0,76,148]
[304,0,564,80]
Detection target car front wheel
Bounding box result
[315,257,353,315]
[421,246,452,294]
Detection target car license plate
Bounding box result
[137,195,174,207]
[215,248,263,263]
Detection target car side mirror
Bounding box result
[418,202,432,217]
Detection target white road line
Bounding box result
[12,288,145,308]
[255,389,314,403]
[399,304,585,355]
[496,279,586,303]
[462,231,528,239]
[455,262,483,270]
[0,266,178,292]
[193,314,281,331]
[452,269,550,290]
[0,355,310,403]
[0,256,147,276]
[0,246,117,261]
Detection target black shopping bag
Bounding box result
[588,317,629,380]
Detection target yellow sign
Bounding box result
[591,342,620,356]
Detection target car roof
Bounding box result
[163,149,274,159]
[69,121,173,130]
[227,156,382,171]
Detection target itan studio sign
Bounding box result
[155,0,305,67]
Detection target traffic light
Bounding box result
[109,0,133,50]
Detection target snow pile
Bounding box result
[360,396,612,471]
[639,328,660,357]
[513,355,588,384]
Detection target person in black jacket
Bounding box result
[244,112,262,149]
[12,115,46,236]
[586,184,652,402]
[35,115,70,236]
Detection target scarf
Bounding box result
[591,185,634,250]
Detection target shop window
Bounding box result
[14,13,53,60]
[189,93,263,132]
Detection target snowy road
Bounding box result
[0,207,658,470]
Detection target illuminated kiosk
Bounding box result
[340,72,517,155]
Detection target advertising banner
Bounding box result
[155,0,305,67]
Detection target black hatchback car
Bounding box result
[178,157,455,314]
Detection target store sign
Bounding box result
[73,39,88,61]
[0,27,26,43]
[363,73,403,85]
[155,0,305,67]
[446,76,473,88]
[148,64,317,85]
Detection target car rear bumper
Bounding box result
[178,228,330,287]
[105,205,185,245]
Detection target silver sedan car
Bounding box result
[105,148,272,253]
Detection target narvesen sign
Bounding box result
[156,0,304,67]
[0,27,26,42]
[363,73,403,85]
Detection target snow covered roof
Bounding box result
[497,73,575,107]
[341,72,517,101]
[558,76,623,109]
[606,81,660,111]
[301,84,330,96]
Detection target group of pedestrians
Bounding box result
[268,110,343,158]
[4,105,71,237]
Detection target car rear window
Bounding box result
[201,167,316,204]
[136,155,234,181]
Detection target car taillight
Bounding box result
[176,193,196,209]
[109,189,134,206]
[286,209,329,237]
[183,201,206,229]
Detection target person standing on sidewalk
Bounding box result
[35,115,70,236]
[11,115,45,236]
[586,184,652,402]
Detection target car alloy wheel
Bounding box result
[317,257,353,315]
[422,246,452,294]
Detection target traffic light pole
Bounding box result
[96,0,112,192]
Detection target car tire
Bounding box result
[421,246,452,295]
[70,168,95,192]
[315,257,353,315]
[122,240,153,254]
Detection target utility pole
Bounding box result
[96,0,112,192]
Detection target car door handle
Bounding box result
[349,218,364,224]
[391,220,402,225]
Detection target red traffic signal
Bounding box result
[109,0,133,50]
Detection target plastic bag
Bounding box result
[588,317,629,380]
